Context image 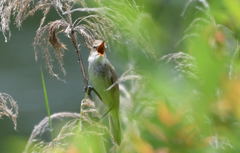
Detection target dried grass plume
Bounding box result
[0,92,18,130]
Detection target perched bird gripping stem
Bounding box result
[88,40,121,145]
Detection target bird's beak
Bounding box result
[97,41,105,55]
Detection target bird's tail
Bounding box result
[109,109,121,145]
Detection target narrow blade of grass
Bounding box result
[40,68,53,137]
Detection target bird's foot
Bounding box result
[84,85,102,101]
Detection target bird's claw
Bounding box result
[84,85,93,96]
[84,85,102,101]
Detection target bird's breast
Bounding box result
[88,59,108,90]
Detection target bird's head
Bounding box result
[92,40,106,56]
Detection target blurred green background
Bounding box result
[1,0,240,153]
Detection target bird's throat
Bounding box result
[97,42,105,55]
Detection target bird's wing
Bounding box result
[103,61,119,108]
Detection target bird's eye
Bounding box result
[93,46,97,49]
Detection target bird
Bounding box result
[88,40,121,145]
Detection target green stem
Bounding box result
[40,67,53,138]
